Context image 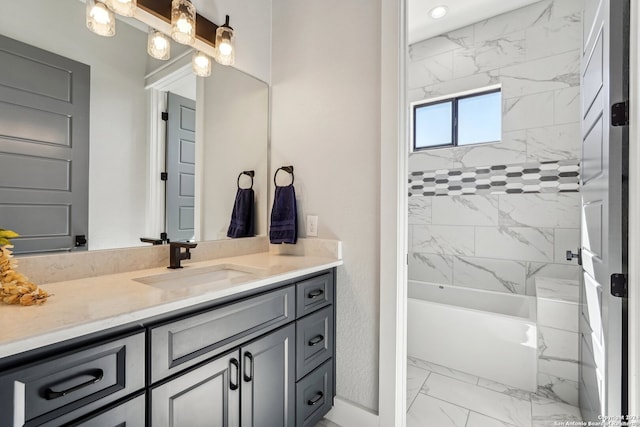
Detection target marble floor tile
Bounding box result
[477,377,533,402]
[406,358,586,427]
[408,356,479,384]
[467,411,519,427]
[422,373,532,427]
[407,364,431,409]
[531,395,582,427]
[313,419,342,427]
[407,393,469,427]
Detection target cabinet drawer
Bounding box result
[296,360,333,427]
[39,392,146,427]
[0,331,145,426]
[150,285,295,382]
[296,306,333,380]
[296,272,333,317]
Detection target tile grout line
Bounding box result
[414,389,473,418]
[420,371,534,427]
[407,370,432,411]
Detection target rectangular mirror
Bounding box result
[0,0,269,254]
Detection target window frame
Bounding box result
[411,86,502,152]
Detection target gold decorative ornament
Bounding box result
[0,230,50,306]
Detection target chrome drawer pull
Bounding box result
[45,369,104,400]
[307,391,324,406]
[230,358,240,391]
[307,289,324,299]
[308,335,324,346]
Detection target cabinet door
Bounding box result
[151,350,241,427]
[241,324,295,427]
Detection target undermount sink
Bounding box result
[133,264,263,290]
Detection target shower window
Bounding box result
[412,87,502,151]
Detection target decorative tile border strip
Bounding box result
[408,159,580,197]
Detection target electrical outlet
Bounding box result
[306,215,318,237]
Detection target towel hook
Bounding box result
[274,166,294,186]
[237,170,255,189]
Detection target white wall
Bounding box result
[199,64,269,240]
[2,0,149,251]
[271,0,382,412]
[193,0,272,84]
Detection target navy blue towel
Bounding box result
[227,188,255,238]
[269,185,297,244]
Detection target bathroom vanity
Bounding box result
[0,249,339,427]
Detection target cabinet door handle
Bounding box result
[243,351,254,382]
[230,358,240,391]
[44,369,104,400]
[308,335,325,346]
[307,289,324,299]
[307,391,324,406]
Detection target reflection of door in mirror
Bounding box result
[0,35,89,255]
[166,93,196,242]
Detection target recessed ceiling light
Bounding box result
[429,5,448,19]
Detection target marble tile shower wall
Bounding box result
[408,0,583,295]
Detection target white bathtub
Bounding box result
[408,280,538,391]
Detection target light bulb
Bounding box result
[87,0,115,37]
[148,28,171,60]
[214,16,235,66]
[218,40,233,56]
[106,0,136,17]
[176,16,193,34]
[192,51,211,77]
[429,5,448,19]
[154,37,168,50]
[171,0,196,45]
[92,6,111,24]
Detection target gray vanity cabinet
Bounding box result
[55,393,146,427]
[151,324,296,427]
[0,331,145,426]
[151,350,241,426]
[150,324,295,427]
[0,267,337,426]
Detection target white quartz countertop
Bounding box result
[0,252,342,359]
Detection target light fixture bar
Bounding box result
[137,0,218,45]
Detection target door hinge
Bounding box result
[160,172,168,181]
[611,101,629,126]
[611,273,627,297]
[161,112,169,121]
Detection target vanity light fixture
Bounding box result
[106,0,136,17]
[214,15,235,66]
[171,0,196,45]
[86,0,116,37]
[429,5,449,19]
[148,28,171,60]
[192,50,212,77]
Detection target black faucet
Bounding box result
[168,241,198,269]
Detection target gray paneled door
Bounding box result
[0,35,89,253]
[166,92,196,242]
[579,0,628,419]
